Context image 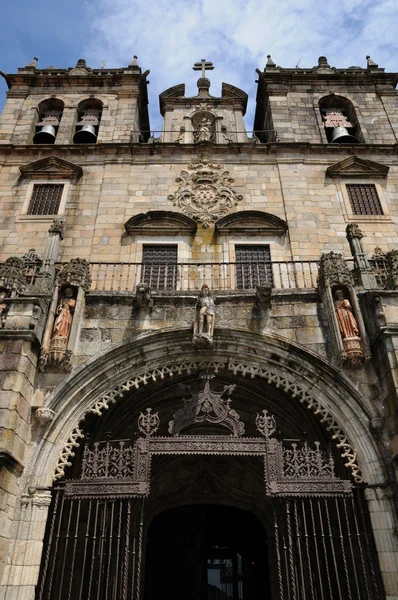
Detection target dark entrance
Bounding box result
[144,504,270,600]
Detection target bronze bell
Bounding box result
[33,125,56,144]
[73,124,97,144]
[330,127,359,144]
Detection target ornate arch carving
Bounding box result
[53,355,363,483]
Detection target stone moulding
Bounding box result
[52,359,363,483]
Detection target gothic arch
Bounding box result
[24,328,383,490]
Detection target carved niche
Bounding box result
[168,160,243,228]
[318,252,369,367]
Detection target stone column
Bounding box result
[55,106,76,144]
[346,223,378,289]
[38,219,65,294]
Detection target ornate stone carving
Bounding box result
[192,111,215,143]
[334,288,363,365]
[346,222,363,240]
[317,251,352,292]
[134,283,153,310]
[386,249,398,289]
[57,258,91,292]
[35,407,55,425]
[193,284,215,344]
[53,359,363,483]
[256,410,277,439]
[48,218,65,239]
[0,256,26,295]
[0,288,9,327]
[168,371,245,436]
[168,161,243,228]
[138,408,160,437]
[53,427,84,481]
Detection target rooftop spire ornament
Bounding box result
[193,59,214,95]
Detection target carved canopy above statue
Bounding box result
[215,210,288,236]
[124,210,197,236]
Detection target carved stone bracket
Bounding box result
[133,283,153,310]
[48,218,65,239]
[35,407,55,425]
[168,160,243,228]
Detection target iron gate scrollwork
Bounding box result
[36,387,385,600]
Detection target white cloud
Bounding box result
[83,0,398,131]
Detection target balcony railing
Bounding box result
[85,261,320,293]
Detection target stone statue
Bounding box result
[193,284,215,343]
[334,288,362,364]
[0,288,8,327]
[196,118,213,142]
[134,283,153,310]
[52,287,76,340]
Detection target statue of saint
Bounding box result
[197,118,213,142]
[194,284,215,341]
[334,289,360,340]
[52,287,76,340]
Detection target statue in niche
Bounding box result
[0,288,9,327]
[196,118,213,142]
[193,284,215,344]
[334,288,363,364]
[52,286,76,340]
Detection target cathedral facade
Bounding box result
[0,53,398,599]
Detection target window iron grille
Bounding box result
[27,184,64,215]
[142,244,178,290]
[235,245,273,289]
[346,184,383,216]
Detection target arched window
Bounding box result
[33,98,64,144]
[319,95,362,144]
[73,98,103,144]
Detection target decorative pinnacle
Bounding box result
[25,57,38,68]
[129,55,138,67]
[366,55,378,69]
[266,54,276,68]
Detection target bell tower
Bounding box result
[0,56,150,145]
[254,54,398,144]
[158,59,248,143]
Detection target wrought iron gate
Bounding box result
[35,382,385,600]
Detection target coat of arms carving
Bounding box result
[168,161,243,228]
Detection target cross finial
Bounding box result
[193,59,214,78]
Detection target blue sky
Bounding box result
[1,0,397,132]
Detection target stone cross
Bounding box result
[193,59,214,78]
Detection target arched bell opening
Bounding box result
[319,94,363,144]
[33,98,64,144]
[34,366,385,599]
[73,98,103,144]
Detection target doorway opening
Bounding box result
[144,504,270,600]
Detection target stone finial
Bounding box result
[25,57,38,68]
[57,258,91,292]
[266,55,276,68]
[318,56,330,67]
[366,55,379,69]
[0,257,26,296]
[75,58,86,68]
[129,55,138,67]
[346,223,363,240]
[48,218,65,239]
[35,407,55,425]
[317,251,353,292]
